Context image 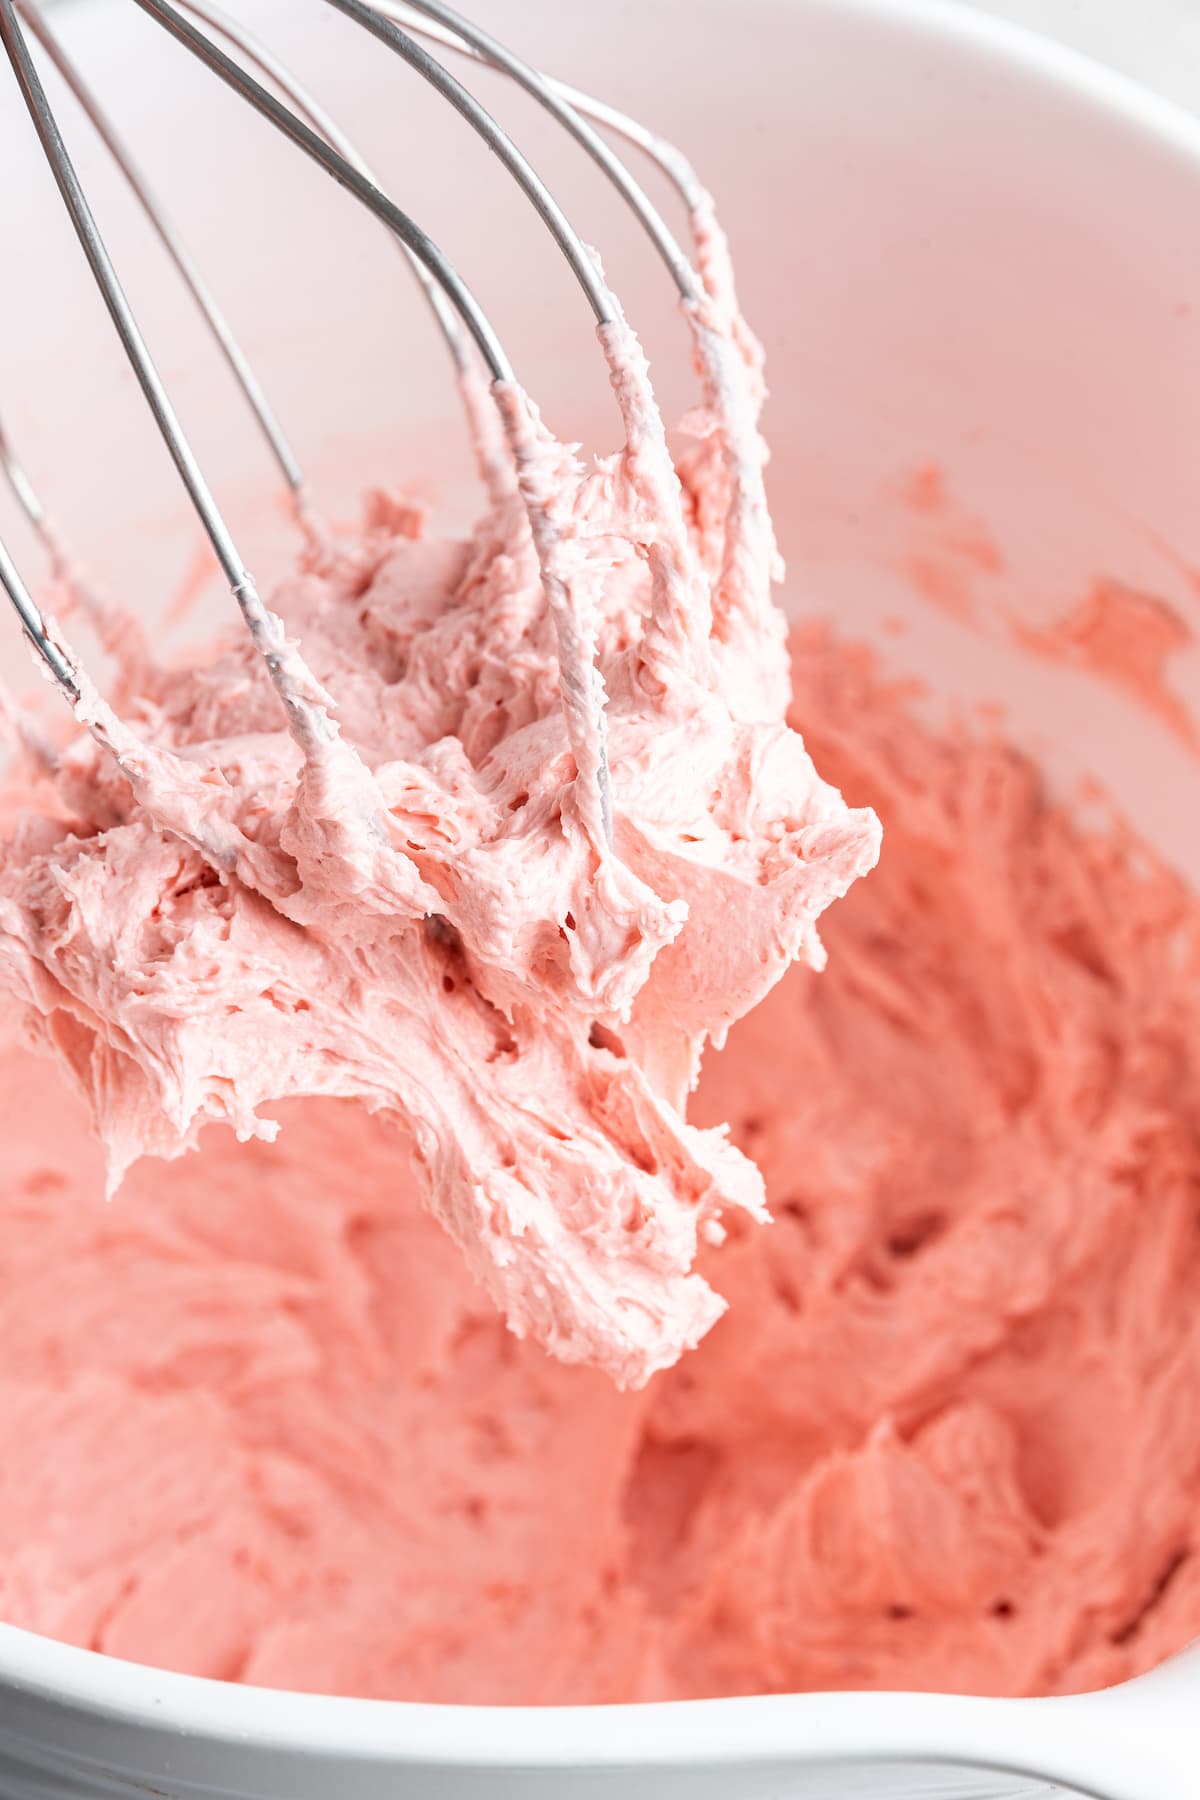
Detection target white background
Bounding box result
[960,0,1200,111]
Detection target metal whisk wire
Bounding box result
[15,0,308,501]
[1,0,334,755]
[376,0,710,214]
[370,0,704,289]
[0,0,715,843]
[170,0,472,372]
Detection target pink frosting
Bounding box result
[4,150,1196,1707]
[1013,576,1197,751]
[0,206,878,1389]
[0,622,1197,1701]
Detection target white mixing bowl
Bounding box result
[2,0,1199,1793]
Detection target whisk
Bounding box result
[0,0,768,855]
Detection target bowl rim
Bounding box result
[4,0,1200,1780]
[0,1618,1118,1793]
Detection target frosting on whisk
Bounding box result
[0,204,878,1386]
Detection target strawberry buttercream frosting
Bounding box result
[3,177,1199,1709]
[1,617,1199,1700]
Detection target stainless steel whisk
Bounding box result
[0,0,719,846]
